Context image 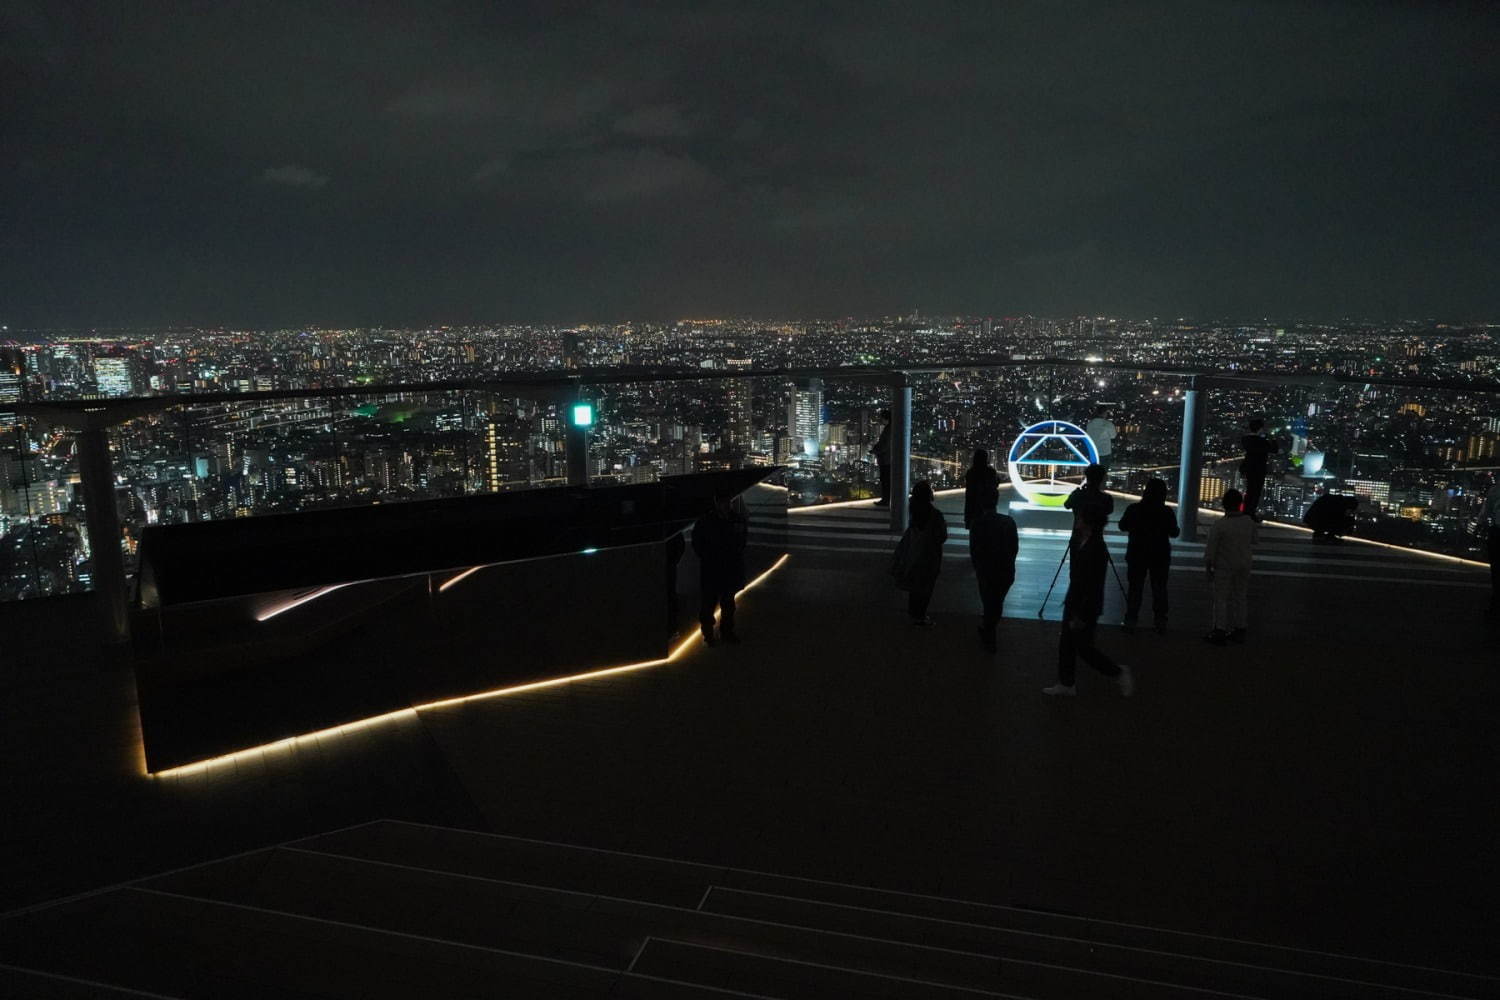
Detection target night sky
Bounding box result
[3,1,1497,327]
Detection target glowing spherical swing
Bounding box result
[1006,419,1100,509]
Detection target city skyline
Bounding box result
[4,2,1498,327]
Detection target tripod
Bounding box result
[1037,530,1129,619]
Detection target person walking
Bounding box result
[870,409,892,506]
[1084,407,1118,480]
[891,480,947,627]
[963,448,1000,529]
[968,483,1018,651]
[1483,481,1500,615]
[1118,478,1179,634]
[1045,518,1133,697]
[1239,418,1279,516]
[692,490,748,646]
[1204,488,1255,645]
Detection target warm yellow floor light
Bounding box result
[149,554,791,778]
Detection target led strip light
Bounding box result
[149,554,791,777]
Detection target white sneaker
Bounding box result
[1042,684,1076,697]
[1117,664,1134,697]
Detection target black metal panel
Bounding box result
[136,467,776,609]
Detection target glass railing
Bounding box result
[2,364,1496,605]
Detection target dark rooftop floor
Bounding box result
[2,488,1496,976]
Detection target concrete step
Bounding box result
[0,962,186,999]
[631,937,1029,999]
[698,885,1459,1000]
[146,841,1264,999]
[0,884,633,999]
[296,822,1496,999]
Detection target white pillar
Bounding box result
[1176,383,1207,541]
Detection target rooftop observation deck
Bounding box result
[3,485,1496,994]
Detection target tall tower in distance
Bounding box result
[786,377,824,461]
[725,379,752,452]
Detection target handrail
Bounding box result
[12,359,1500,429]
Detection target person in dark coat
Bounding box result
[1303,491,1357,542]
[1045,520,1133,697]
[968,483,1018,651]
[1064,463,1113,537]
[891,480,947,626]
[870,409,893,506]
[691,491,748,645]
[963,449,1001,529]
[1118,478,1179,634]
[1239,418,1279,516]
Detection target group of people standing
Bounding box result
[888,448,1273,696]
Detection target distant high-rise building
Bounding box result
[93,356,138,397]
[786,378,824,460]
[485,418,527,491]
[726,379,752,452]
[0,368,21,427]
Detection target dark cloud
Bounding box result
[613,103,693,138]
[1,0,1496,326]
[260,165,329,189]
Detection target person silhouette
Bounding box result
[968,482,1018,651]
[692,490,748,646]
[1045,516,1133,697]
[1204,488,1255,645]
[891,480,947,627]
[963,448,1000,530]
[870,409,893,507]
[1118,478,1179,634]
[1239,418,1279,516]
[1064,463,1113,540]
[1084,407,1118,481]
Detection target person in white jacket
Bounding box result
[1204,488,1256,645]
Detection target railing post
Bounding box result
[890,374,912,533]
[559,377,590,488]
[565,422,589,487]
[76,426,130,646]
[1176,380,1207,541]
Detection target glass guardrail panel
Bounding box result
[1,365,1495,605]
[0,416,72,600]
[1203,381,1498,561]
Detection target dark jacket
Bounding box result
[968,510,1018,582]
[871,423,891,463]
[963,465,1000,528]
[1240,434,1278,476]
[1064,485,1113,528]
[692,510,748,588]
[1118,501,1179,562]
[1063,532,1109,623]
[1304,494,1356,535]
[892,506,947,590]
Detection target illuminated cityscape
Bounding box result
[3,317,1498,600]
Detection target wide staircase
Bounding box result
[1,820,1492,999]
